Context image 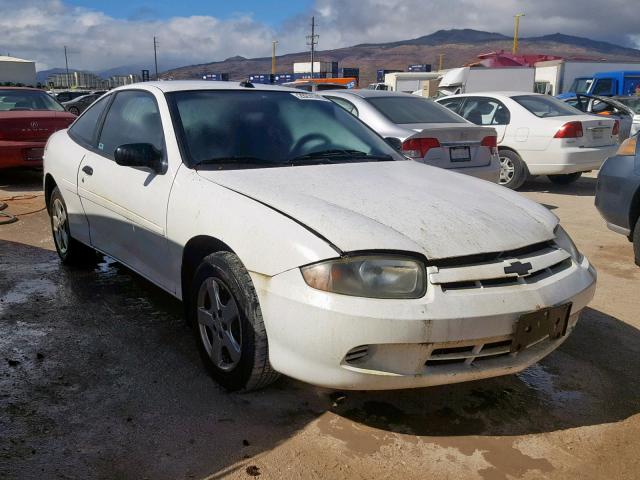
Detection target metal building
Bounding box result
[0,56,37,86]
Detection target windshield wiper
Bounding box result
[288,149,393,164]
[195,156,283,168]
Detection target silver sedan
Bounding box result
[319,90,500,183]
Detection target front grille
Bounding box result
[425,339,513,367]
[430,244,573,292]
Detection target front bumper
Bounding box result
[0,140,46,169]
[251,256,597,390]
[525,144,618,175]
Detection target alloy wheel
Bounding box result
[197,277,242,372]
[51,198,69,254]
[499,156,515,185]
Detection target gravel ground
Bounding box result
[1,169,639,480]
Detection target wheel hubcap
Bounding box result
[51,198,69,254]
[197,278,242,371]
[499,156,515,185]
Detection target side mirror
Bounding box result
[114,143,165,173]
[385,137,403,152]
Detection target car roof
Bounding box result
[117,80,302,94]
[319,89,419,99]
[0,86,42,91]
[440,92,543,100]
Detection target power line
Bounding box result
[306,16,319,77]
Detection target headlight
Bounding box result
[301,255,427,299]
[554,225,584,263]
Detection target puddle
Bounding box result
[517,363,584,408]
[0,277,58,315]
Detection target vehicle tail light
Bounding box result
[402,137,440,158]
[612,120,620,136]
[481,135,498,154]
[554,121,583,138]
[616,136,637,156]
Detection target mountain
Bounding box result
[162,28,640,86]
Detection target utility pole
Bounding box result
[306,16,319,77]
[64,45,70,89]
[271,40,278,75]
[438,53,445,72]
[153,36,159,80]
[512,14,525,55]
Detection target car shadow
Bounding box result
[2,238,639,479]
[519,175,597,197]
[0,168,43,194]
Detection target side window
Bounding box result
[438,97,464,114]
[460,98,510,126]
[326,96,359,117]
[592,78,614,96]
[98,91,164,159]
[68,95,111,147]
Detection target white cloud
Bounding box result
[0,0,638,72]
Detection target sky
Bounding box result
[1,0,639,72]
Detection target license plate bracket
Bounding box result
[511,303,572,353]
[449,146,471,162]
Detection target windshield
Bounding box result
[512,95,581,118]
[168,90,401,168]
[569,78,593,94]
[0,90,65,112]
[366,96,466,124]
[614,96,640,114]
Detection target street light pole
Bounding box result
[512,14,525,55]
[153,36,159,80]
[271,40,278,75]
[64,45,70,89]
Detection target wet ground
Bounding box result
[1,169,639,480]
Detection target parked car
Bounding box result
[561,94,633,142]
[63,93,103,115]
[612,96,640,136]
[54,90,90,103]
[0,87,76,169]
[44,81,596,392]
[437,92,619,189]
[319,90,500,183]
[595,133,640,265]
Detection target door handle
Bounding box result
[82,165,93,176]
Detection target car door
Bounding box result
[77,89,175,290]
[458,97,510,143]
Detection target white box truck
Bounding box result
[382,71,442,93]
[438,67,534,96]
[534,60,640,96]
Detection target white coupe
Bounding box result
[437,92,619,189]
[44,82,597,391]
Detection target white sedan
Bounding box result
[437,92,620,189]
[44,81,596,391]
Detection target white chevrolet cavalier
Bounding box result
[43,82,597,391]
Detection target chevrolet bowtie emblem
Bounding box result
[504,261,533,276]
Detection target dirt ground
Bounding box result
[1,169,639,480]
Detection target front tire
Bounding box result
[548,172,582,185]
[49,187,95,265]
[189,252,279,391]
[498,149,528,190]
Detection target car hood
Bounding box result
[197,161,557,260]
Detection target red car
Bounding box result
[0,87,76,169]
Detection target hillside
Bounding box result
[162,29,640,86]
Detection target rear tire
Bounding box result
[548,172,582,185]
[633,217,640,267]
[49,187,95,265]
[498,149,528,190]
[68,106,80,116]
[189,251,279,392]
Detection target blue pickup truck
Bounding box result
[559,71,640,99]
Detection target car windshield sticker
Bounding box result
[290,92,329,101]
[98,143,104,150]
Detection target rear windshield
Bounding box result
[512,95,581,118]
[0,90,65,112]
[366,96,466,124]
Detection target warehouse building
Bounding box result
[0,56,37,86]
